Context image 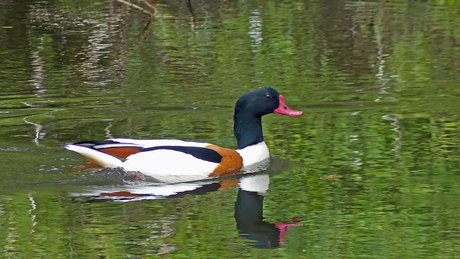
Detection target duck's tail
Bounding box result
[65,140,141,169]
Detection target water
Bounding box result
[1,0,460,257]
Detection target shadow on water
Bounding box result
[64,157,302,249]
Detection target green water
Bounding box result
[1,0,460,257]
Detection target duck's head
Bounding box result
[234,87,302,149]
[235,87,303,118]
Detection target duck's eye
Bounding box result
[265,94,272,99]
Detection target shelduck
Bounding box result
[65,87,302,182]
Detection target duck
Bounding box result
[65,87,303,183]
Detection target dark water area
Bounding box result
[1,0,460,257]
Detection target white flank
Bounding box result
[238,174,270,195]
[65,144,134,170]
[110,138,210,148]
[124,149,219,183]
[236,141,270,167]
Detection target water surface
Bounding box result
[1,0,460,257]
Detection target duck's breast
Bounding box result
[236,141,270,167]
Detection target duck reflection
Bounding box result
[235,174,301,248]
[71,172,301,248]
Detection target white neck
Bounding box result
[236,141,269,167]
